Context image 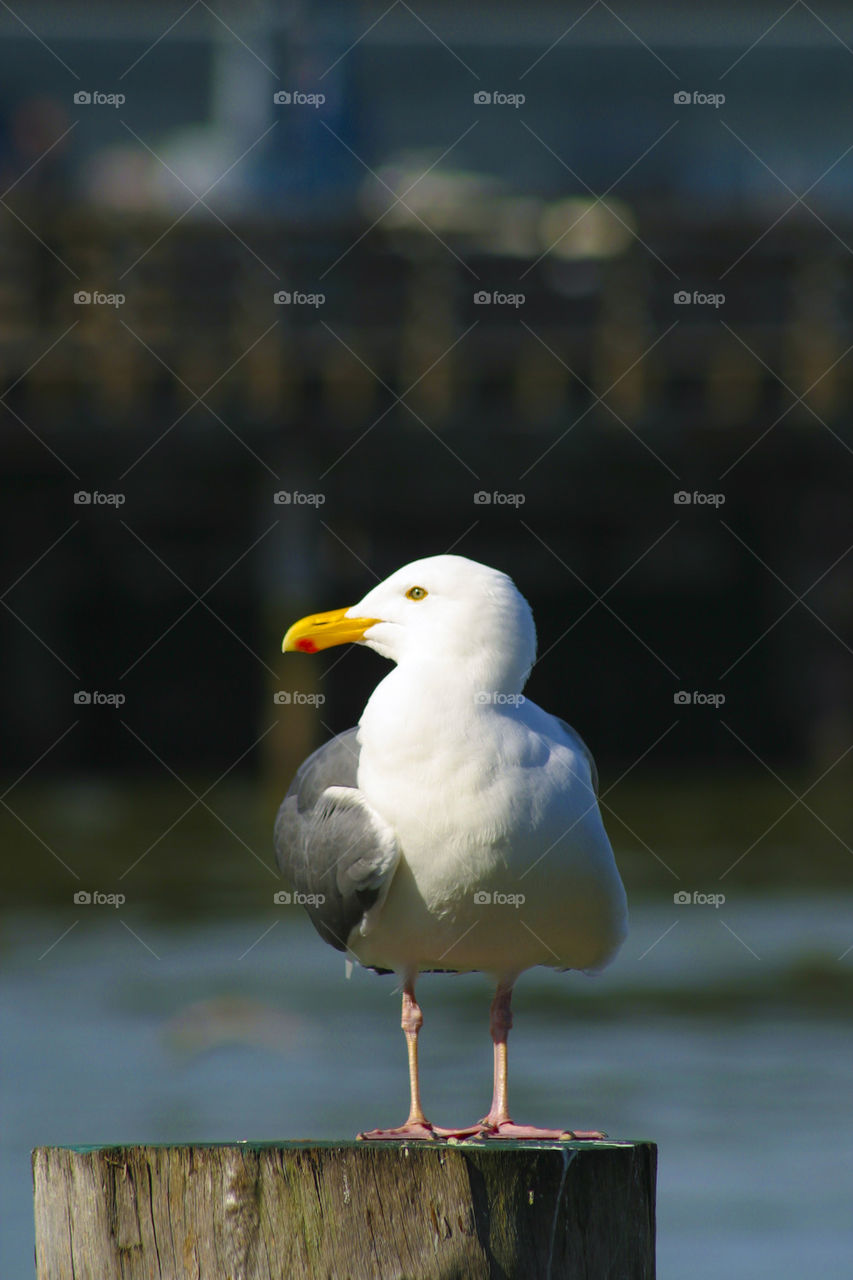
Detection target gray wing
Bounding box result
[274,728,399,956]
[555,717,599,797]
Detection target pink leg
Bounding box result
[474,983,606,1141]
[358,981,473,1141]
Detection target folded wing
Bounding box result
[274,728,400,955]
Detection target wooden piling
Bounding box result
[33,1139,656,1279]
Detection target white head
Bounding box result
[284,554,537,695]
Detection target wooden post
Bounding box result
[33,1139,656,1279]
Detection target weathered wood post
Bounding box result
[33,1139,656,1279]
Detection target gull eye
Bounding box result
[405,586,428,601]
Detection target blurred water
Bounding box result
[2,896,852,1278]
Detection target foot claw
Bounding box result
[357,1119,608,1142]
[357,1121,438,1141]
[357,1120,513,1142]
[474,1119,608,1141]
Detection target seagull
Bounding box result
[275,554,627,1140]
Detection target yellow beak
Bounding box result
[282,607,381,654]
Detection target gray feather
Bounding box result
[274,728,399,957]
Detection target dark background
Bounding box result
[1,6,852,876]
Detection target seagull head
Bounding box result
[283,554,537,693]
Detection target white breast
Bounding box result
[351,673,627,978]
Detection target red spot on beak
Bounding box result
[296,638,318,653]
